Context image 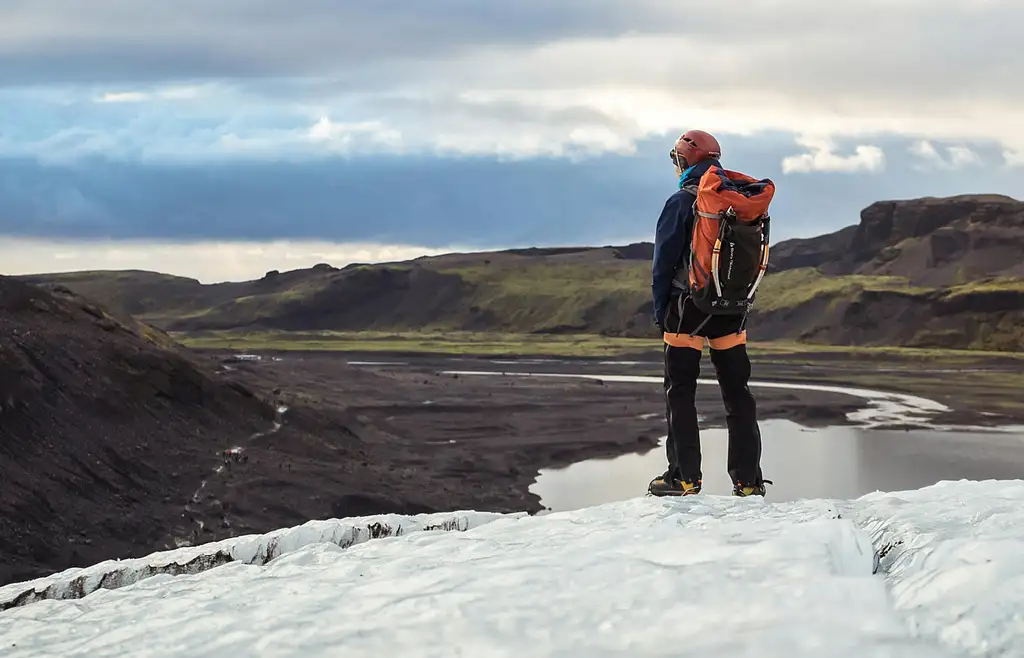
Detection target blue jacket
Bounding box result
[651,158,721,327]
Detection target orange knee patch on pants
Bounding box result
[708,331,747,350]
[664,331,747,350]
[663,332,705,350]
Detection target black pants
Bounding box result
[662,293,763,486]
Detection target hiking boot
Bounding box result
[648,471,702,497]
[732,479,773,497]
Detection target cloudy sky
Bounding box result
[1,0,1020,282]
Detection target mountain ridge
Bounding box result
[12,193,1024,351]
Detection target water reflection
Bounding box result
[530,419,1024,512]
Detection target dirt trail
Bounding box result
[181,404,290,546]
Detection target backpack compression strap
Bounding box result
[706,206,735,300]
[747,218,771,300]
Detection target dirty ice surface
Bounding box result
[2,481,1023,657]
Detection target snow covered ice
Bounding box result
[2,481,1023,657]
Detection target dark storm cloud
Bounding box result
[1,0,1020,103]
[0,135,1019,247]
[0,0,662,85]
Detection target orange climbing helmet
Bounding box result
[670,130,722,169]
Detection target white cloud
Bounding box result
[0,238,475,283]
[97,91,149,103]
[306,116,403,151]
[781,137,886,174]
[196,116,410,160]
[7,60,1019,164]
[908,140,982,170]
[1002,149,1024,167]
[94,85,208,104]
[948,146,981,167]
[1,1,1023,162]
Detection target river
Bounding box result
[443,369,1024,512]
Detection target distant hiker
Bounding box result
[648,129,775,498]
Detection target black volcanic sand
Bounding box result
[186,352,884,525]
[0,278,275,587]
[199,349,1024,538]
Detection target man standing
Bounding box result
[648,129,770,498]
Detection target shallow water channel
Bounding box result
[529,419,1024,511]
[443,369,1024,512]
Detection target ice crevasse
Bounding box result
[1,480,1023,657]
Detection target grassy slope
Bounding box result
[176,328,1024,361]
[425,259,651,332]
[940,276,1024,297]
[93,259,654,335]
[19,261,1024,353]
[751,268,932,312]
[178,330,656,357]
[176,265,1024,357]
[755,269,1024,351]
[430,261,1022,331]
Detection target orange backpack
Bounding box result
[683,166,775,317]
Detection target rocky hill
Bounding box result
[754,194,1024,350]
[0,276,278,585]
[13,194,1024,351]
[769,194,1024,286]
